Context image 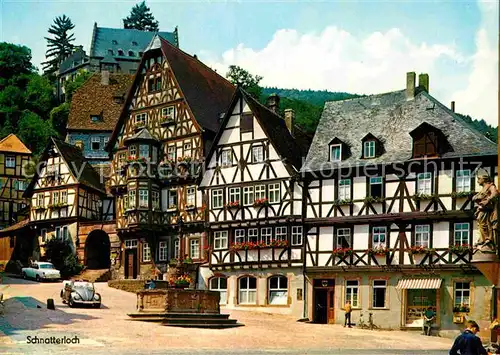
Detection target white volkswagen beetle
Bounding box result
[21,262,61,282]
[60,280,101,308]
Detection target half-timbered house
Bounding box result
[107,34,234,280]
[199,88,309,317]
[0,134,32,230]
[24,137,113,267]
[301,72,497,334]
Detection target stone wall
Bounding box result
[108,279,170,293]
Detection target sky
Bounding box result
[0,0,498,126]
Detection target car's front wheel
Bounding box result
[35,275,41,282]
[68,298,75,308]
[22,272,27,279]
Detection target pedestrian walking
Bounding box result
[344,300,352,328]
[449,320,487,355]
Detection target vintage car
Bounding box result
[60,280,101,308]
[21,262,60,281]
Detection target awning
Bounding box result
[396,278,442,289]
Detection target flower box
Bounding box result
[413,193,436,201]
[333,247,354,257]
[333,199,353,206]
[126,156,149,165]
[269,240,288,248]
[177,156,192,165]
[451,191,474,198]
[225,201,240,209]
[33,205,46,211]
[231,240,288,250]
[364,196,384,204]
[160,118,176,126]
[407,246,435,255]
[48,203,68,209]
[453,305,470,313]
[449,244,472,254]
[134,123,146,131]
[367,246,390,256]
[253,198,270,207]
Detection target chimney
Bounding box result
[101,70,110,85]
[451,101,455,112]
[406,72,416,100]
[266,93,280,113]
[284,109,295,136]
[418,73,429,93]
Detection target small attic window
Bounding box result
[91,115,102,122]
[108,49,114,56]
[128,51,134,57]
[330,144,342,162]
[118,49,124,56]
[364,141,376,158]
[112,40,118,45]
[410,122,449,158]
[132,41,138,46]
[361,133,382,159]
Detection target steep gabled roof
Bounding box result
[108,35,235,149]
[302,89,497,172]
[25,138,105,197]
[67,73,133,132]
[206,88,306,171]
[0,134,31,154]
[0,218,29,235]
[89,24,178,59]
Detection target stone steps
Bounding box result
[72,269,110,282]
[127,312,242,328]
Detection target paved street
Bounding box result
[0,276,452,354]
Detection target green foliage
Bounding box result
[0,42,33,87]
[44,238,83,278]
[25,74,55,117]
[42,15,75,74]
[17,111,56,155]
[50,102,70,138]
[123,1,159,32]
[456,113,498,143]
[64,70,92,102]
[226,65,263,99]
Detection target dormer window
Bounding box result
[361,133,382,159]
[118,49,124,56]
[108,49,114,56]
[91,115,101,122]
[128,51,134,57]
[410,122,449,158]
[330,144,342,162]
[132,41,138,46]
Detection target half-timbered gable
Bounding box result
[301,72,497,332]
[200,88,308,316]
[106,34,234,280]
[0,134,32,229]
[24,138,106,255]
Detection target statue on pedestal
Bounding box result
[472,170,499,253]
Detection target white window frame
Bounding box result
[162,106,175,120]
[338,179,351,200]
[454,222,470,245]
[243,186,254,206]
[168,189,177,210]
[456,170,471,193]
[337,228,351,248]
[220,149,233,167]
[135,113,147,125]
[268,183,280,204]
[235,229,246,244]
[275,226,287,241]
[248,228,258,243]
[91,137,101,151]
[173,239,180,259]
[214,231,228,250]
[228,187,240,204]
[252,146,264,163]
[61,191,68,204]
[254,185,266,201]
[210,277,227,305]
[190,239,200,259]
[139,190,149,208]
[37,193,45,207]
[454,281,471,307]
[125,239,138,249]
[52,191,60,205]
[261,227,272,244]
[268,275,288,305]
[186,187,196,207]
[372,226,387,248]
[129,190,136,208]
[5,156,15,168]
[183,142,192,157]
[372,280,387,309]
[167,145,176,161]
[364,141,376,158]
[158,241,168,261]
[345,280,359,307]
[238,276,257,305]
[415,224,430,248]
[17,180,26,191]
[291,226,303,246]
[142,242,151,262]
[417,172,433,195]
[330,144,342,162]
[129,145,137,158]
[212,189,223,209]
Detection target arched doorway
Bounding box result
[85,230,111,269]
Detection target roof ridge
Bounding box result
[241,88,283,120]
[325,89,404,105]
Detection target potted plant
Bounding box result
[407,246,435,255]
[270,240,289,248]
[364,196,384,204]
[168,258,178,266]
[333,247,354,257]
[449,244,472,254]
[333,199,353,206]
[253,198,270,207]
[367,245,390,256]
[224,201,240,209]
[451,191,474,198]
[413,193,436,201]
[170,274,192,288]
[177,156,192,165]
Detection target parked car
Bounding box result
[21,262,60,281]
[60,280,101,308]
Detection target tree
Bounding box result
[226,65,263,99]
[123,1,159,32]
[0,43,33,88]
[25,74,55,117]
[17,111,56,155]
[50,102,70,138]
[44,238,83,278]
[42,15,75,74]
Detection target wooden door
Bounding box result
[125,249,137,279]
[327,289,335,324]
